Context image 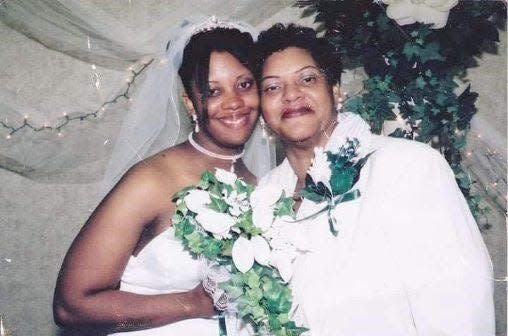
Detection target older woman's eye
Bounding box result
[301,75,318,85]
[262,84,280,94]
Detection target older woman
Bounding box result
[255,24,494,335]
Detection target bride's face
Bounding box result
[192,51,259,148]
[260,47,337,144]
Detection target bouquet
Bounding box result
[172,168,308,336]
[299,138,372,235]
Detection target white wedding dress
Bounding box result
[259,113,495,336]
[109,227,248,336]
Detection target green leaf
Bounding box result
[184,231,203,254]
[201,238,222,259]
[274,195,295,217]
[329,167,355,195]
[403,42,421,60]
[243,270,261,289]
[208,196,228,213]
[419,42,445,63]
[172,186,195,201]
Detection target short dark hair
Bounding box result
[255,23,342,86]
[178,28,255,107]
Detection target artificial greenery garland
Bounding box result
[296,0,506,225]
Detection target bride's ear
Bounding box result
[182,94,196,117]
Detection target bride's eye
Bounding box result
[237,79,254,90]
[208,87,221,97]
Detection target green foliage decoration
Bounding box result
[296,0,506,224]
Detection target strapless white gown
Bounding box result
[109,227,248,336]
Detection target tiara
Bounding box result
[193,16,238,35]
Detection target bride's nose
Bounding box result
[221,91,244,110]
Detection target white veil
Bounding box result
[98,15,276,199]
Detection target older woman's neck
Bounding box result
[284,134,328,180]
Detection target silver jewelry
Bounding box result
[194,15,237,35]
[202,276,229,311]
[188,132,244,172]
[191,114,200,133]
[259,116,269,139]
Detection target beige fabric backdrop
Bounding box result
[0,1,505,335]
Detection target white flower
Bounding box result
[232,235,273,273]
[250,184,283,209]
[195,209,235,239]
[184,190,211,213]
[252,205,274,232]
[269,249,295,283]
[232,236,254,273]
[251,235,271,266]
[307,147,332,189]
[382,0,458,29]
[224,191,249,217]
[215,168,237,185]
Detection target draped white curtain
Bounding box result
[0,0,294,183]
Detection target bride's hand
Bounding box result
[188,284,216,318]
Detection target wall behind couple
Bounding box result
[0,1,505,335]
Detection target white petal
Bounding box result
[250,184,284,208]
[269,250,294,282]
[252,205,274,232]
[215,168,237,185]
[196,210,235,239]
[184,190,211,213]
[232,236,254,273]
[251,235,270,266]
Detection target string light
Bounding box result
[1,59,153,138]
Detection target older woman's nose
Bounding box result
[282,83,303,102]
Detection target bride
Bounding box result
[53,17,272,335]
[255,23,495,335]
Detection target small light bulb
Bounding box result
[101,107,106,111]
[24,115,28,119]
[6,134,11,139]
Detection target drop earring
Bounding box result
[336,96,344,113]
[192,114,200,133]
[260,116,268,139]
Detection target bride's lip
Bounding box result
[218,112,251,129]
[281,106,313,119]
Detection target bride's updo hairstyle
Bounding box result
[255,24,342,87]
[178,28,255,108]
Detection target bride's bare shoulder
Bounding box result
[123,143,195,191]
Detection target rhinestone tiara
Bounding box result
[193,15,237,35]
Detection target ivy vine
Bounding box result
[296,0,506,226]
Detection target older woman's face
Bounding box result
[260,47,336,144]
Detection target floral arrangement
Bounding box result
[299,138,371,235]
[296,0,506,226]
[172,168,308,336]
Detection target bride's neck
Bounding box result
[192,131,243,156]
